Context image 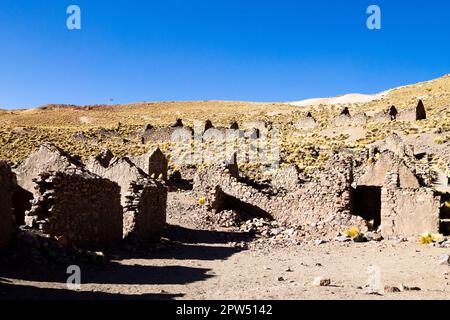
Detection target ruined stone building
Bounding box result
[296,112,318,130]
[6,143,169,246]
[194,136,449,238]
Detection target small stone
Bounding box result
[438,254,450,266]
[335,235,351,242]
[353,235,368,243]
[277,276,285,282]
[399,284,421,292]
[384,286,401,293]
[314,239,324,246]
[312,277,331,287]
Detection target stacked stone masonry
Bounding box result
[25,170,123,247]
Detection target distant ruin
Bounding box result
[296,112,318,130]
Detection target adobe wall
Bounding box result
[123,178,168,239]
[25,170,123,247]
[0,162,17,248]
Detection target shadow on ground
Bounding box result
[0,225,251,300]
[0,279,183,300]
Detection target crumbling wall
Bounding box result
[334,114,352,126]
[131,148,168,180]
[194,157,366,236]
[352,113,368,125]
[272,165,300,190]
[357,151,420,188]
[25,170,123,247]
[87,156,146,206]
[14,143,84,195]
[296,113,318,130]
[380,172,440,238]
[0,162,17,248]
[123,178,168,239]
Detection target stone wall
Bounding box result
[380,172,440,238]
[14,143,84,196]
[357,151,420,189]
[194,156,366,237]
[0,162,17,248]
[25,170,123,247]
[271,165,300,191]
[123,178,168,239]
[87,156,146,206]
[295,115,318,130]
[130,148,168,180]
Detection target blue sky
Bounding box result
[0,0,449,109]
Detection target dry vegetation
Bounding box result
[1,75,450,177]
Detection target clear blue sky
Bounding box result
[1,0,449,109]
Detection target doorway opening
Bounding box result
[352,186,382,229]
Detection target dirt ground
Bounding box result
[1,191,449,300]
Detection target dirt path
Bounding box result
[1,226,449,300]
[1,192,449,300]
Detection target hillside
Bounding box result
[0,74,449,176]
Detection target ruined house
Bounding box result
[230,121,239,130]
[0,162,17,248]
[194,156,367,236]
[171,118,184,128]
[194,143,449,239]
[25,170,123,247]
[14,143,84,196]
[352,113,368,125]
[334,108,352,126]
[89,150,168,237]
[397,100,427,121]
[389,106,398,120]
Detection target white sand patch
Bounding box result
[288,92,387,107]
